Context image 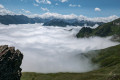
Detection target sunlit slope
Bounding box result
[21,44,120,80]
[76,18,120,39]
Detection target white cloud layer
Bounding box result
[95,8,101,12]
[0,4,119,23]
[60,0,68,2]
[41,7,49,12]
[0,24,119,73]
[0,4,4,9]
[28,12,119,23]
[35,0,51,4]
[33,3,39,6]
[69,4,81,7]
[0,4,14,15]
[22,9,31,14]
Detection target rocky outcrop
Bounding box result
[0,45,23,80]
[76,27,93,38]
[107,74,120,80]
[111,34,120,42]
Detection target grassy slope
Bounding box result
[76,18,120,38]
[21,44,120,80]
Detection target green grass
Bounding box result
[21,44,120,80]
[76,18,120,38]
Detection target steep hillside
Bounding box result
[76,18,120,38]
[21,44,120,80]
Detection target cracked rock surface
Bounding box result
[0,45,23,80]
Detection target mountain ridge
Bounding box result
[0,14,105,26]
[76,18,120,41]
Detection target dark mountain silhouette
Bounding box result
[43,19,103,27]
[0,15,103,26]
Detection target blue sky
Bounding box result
[0,0,120,17]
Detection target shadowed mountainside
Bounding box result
[0,15,103,27]
[76,18,120,40]
[43,19,103,27]
[0,45,23,80]
[0,15,46,25]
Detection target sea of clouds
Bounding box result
[0,24,119,73]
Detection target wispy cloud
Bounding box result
[69,4,81,7]
[35,0,51,4]
[55,3,58,5]
[95,8,101,12]
[0,4,4,9]
[28,12,119,23]
[22,9,31,14]
[0,4,14,15]
[60,0,68,3]
[41,7,49,12]
[33,3,39,7]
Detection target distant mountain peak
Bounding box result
[0,14,119,27]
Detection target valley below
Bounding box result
[0,23,119,73]
[0,19,120,80]
[0,1,120,80]
[21,43,120,80]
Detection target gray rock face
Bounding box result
[0,45,23,80]
[111,34,120,42]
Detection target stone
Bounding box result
[0,45,23,80]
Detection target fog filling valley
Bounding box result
[0,24,119,73]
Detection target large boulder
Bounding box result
[0,45,23,80]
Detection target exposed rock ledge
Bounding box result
[0,45,23,80]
